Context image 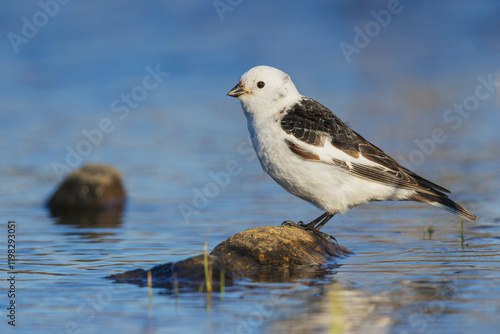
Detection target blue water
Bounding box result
[1,1,500,333]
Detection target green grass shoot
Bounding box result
[147,270,153,308]
[204,228,212,309]
[461,219,465,250]
[220,269,225,301]
[204,236,212,293]
[423,222,434,240]
[173,272,179,298]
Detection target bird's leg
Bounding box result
[305,213,337,242]
[282,212,338,242]
[282,212,328,228]
[312,213,335,230]
[301,212,332,230]
[297,212,327,228]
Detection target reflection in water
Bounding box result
[51,203,125,228]
[267,276,466,334]
[240,263,342,284]
[268,282,393,334]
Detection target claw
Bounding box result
[281,220,296,227]
[281,219,338,243]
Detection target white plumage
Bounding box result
[227,65,476,229]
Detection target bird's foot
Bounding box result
[281,220,338,243]
[281,220,302,228]
[281,220,310,229]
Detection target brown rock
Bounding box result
[47,163,126,213]
[107,254,232,291]
[108,223,351,288]
[211,223,351,271]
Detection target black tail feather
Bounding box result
[412,193,476,222]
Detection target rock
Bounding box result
[107,254,232,292]
[47,163,126,214]
[211,223,351,270]
[108,224,351,289]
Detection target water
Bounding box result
[1,1,500,333]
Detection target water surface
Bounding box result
[1,1,499,333]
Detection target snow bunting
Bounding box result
[227,65,476,230]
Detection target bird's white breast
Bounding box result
[245,108,414,214]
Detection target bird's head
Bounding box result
[227,66,301,116]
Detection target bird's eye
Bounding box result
[257,81,265,89]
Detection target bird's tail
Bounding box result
[412,192,477,222]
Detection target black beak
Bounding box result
[227,82,250,98]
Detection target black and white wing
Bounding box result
[280,97,450,195]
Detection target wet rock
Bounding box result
[107,254,232,292]
[211,224,351,270]
[47,163,126,215]
[108,224,351,289]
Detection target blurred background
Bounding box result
[1,1,499,333]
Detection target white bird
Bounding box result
[227,65,476,230]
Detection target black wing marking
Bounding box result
[281,97,450,195]
[281,98,360,157]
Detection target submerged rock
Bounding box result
[47,163,126,215]
[107,254,231,291]
[107,224,351,289]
